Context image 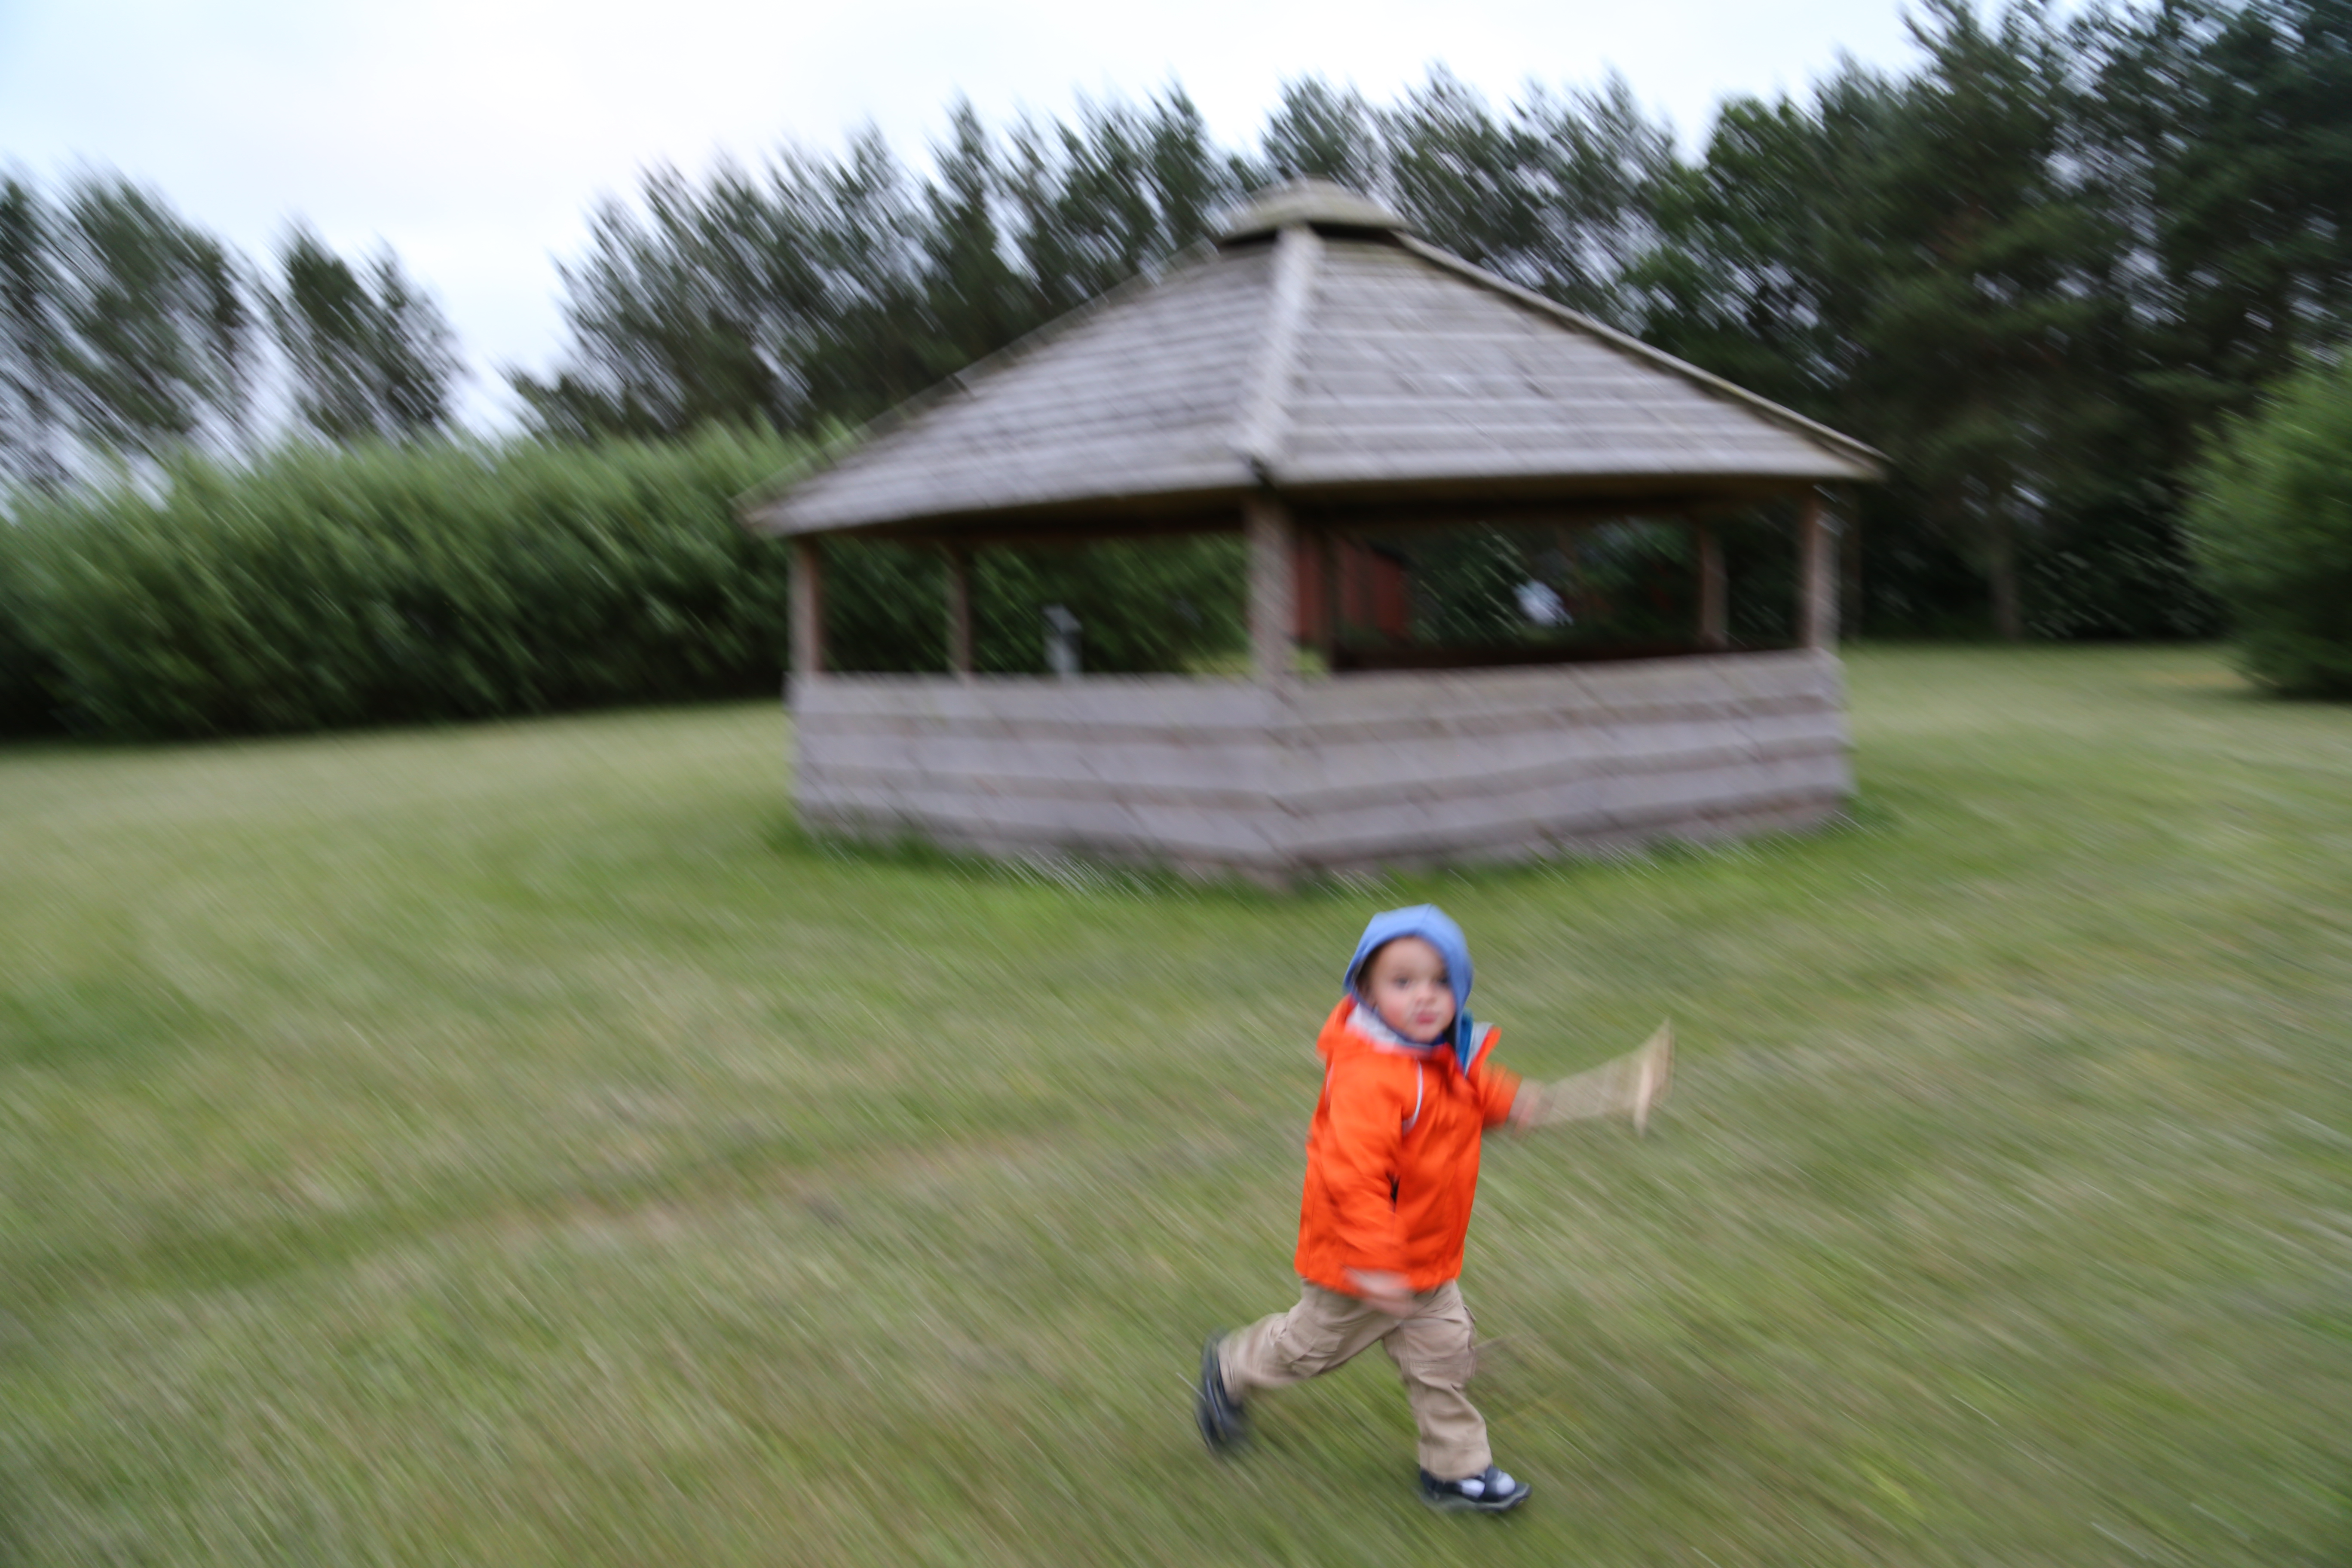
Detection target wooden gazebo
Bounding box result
[741,181,1882,879]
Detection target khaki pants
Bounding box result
[1218,1279,1488,1479]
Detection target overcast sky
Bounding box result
[0,0,1931,427]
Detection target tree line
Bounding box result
[0,175,463,489]
[514,0,2352,638]
[5,0,2350,641]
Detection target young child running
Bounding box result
[1194,904,1672,1513]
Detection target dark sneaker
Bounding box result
[1418,1464,1531,1513]
[1195,1335,1248,1453]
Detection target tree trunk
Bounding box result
[1987,512,2023,642]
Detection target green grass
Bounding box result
[1,646,2346,1565]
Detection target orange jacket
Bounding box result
[1293,998,1523,1295]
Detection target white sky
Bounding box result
[0,0,1929,428]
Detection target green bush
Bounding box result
[966,539,1245,675]
[0,531,62,735]
[0,433,1257,741]
[10,432,816,738]
[2188,356,2352,696]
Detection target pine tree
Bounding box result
[272,226,461,443]
[49,174,252,462]
[1830,2,2126,637]
[1259,78,1386,192]
[0,178,67,493]
[919,100,1031,377]
[520,94,1238,442]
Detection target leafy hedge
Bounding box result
[0,433,1254,740]
[2189,356,2352,697]
[4,432,816,737]
[0,540,60,736]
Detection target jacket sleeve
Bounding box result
[1319,1059,1410,1280]
[1469,1029,1524,1128]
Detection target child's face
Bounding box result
[1363,937,1456,1040]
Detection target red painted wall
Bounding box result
[1293,538,1411,644]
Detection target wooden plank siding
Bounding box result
[792,651,1852,878]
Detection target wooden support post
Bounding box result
[943,545,973,680]
[789,537,825,695]
[1797,491,1838,650]
[1841,501,1864,640]
[1695,521,1727,651]
[1244,494,1296,684]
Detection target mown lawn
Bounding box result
[1,646,2346,1565]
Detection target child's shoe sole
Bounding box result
[1418,1466,1531,1513]
[1195,1335,1247,1453]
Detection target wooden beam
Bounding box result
[773,480,1827,550]
[790,538,826,692]
[877,511,1243,549]
[1841,493,1864,638]
[1797,491,1838,650]
[1289,490,1794,536]
[1234,224,1323,476]
[942,545,974,680]
[1244,494,1297,684]
[1695,521,1728,651]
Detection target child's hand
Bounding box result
[1345,1269,1415,1316]
[1512,1021,1674,1133]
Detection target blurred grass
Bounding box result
[0,645,2346,1565]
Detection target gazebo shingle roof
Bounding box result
[744,182,1881,539]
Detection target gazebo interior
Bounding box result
[741,181,1882,880]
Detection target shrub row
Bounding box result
[16,398,2311,743]
[2,433,812,738]
[0,433,1258,740]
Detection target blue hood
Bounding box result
[1342,904,1477,1070]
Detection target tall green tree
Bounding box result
[1014,93,1235,305]
[1380,70,1675,325]
[1513,75,1678,324]
[49,174,252,463]
[919,99,1031,375]
[505,21,2350,640]
[518,94,1238,443]
[1635,91,1855,414]
[371,256,459,436]
[511,165,785,442]
[1837,0,2126,638]
[511,135,927,441]
[272,226,462,443]
[0,178,68,494]
[197,241,260,454]
[2087,0,2352,438]
[1258,78,1386,191]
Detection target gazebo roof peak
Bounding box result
[1215,179,1406,244]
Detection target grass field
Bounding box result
[2,646,2347,1565]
